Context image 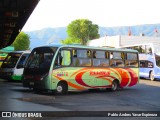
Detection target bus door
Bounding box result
[52,48,73,89]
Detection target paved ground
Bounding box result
[0,79,160,119]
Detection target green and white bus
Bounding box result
[23,44,139,94]
[0,51,30,81]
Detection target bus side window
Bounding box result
[147,61,153,68]
[76,49,91,66]
[126,53,138,67]
[93,51,109,67]
[110,51,125,67]
[111,52,121,59]
[61,50,71,66]
[140,61,146,68]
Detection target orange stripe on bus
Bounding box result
[53,75,64,81]
[106,68,121,80]
[53,75,86,90]
[67,82,86,90]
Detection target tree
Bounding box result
[62,19,100,45]
[61,37,81,44]
[12,32,30,51]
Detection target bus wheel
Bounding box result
[111,80,119,91]
[150,71,155,81]
[56,82,68,95]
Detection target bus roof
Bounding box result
[35,44,138,53]
[8,50,31,54]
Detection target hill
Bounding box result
[25,24,160,49]
[26,27,67,49]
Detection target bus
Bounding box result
[122,43,160,81]
[0,51,30,81]
[22,44,139,94]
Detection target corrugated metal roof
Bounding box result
[0,0,40,49]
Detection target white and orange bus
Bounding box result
[22,44,139,94]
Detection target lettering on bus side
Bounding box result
[57,72,69,77]
[90,71,110,76]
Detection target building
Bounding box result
[88,35,160,50]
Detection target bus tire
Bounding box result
[111,80,119,91]
[56,82,68,95]
[150,71,154,81]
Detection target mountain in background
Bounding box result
[25,23,160,49]
[26,27,67,49]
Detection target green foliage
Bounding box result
[61,37,81,44]
[12,32,30,51]
[62,19,100,45]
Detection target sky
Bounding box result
[22,0,160,31]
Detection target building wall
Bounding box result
[88,36,120,47]
[120,36,160,47]
[88,35,160,48]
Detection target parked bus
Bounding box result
[122,43,160,81]
[22,44,139,94]
[0,51,30,81]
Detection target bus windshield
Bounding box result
[1,53,21,68]
[25,47,57,74]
